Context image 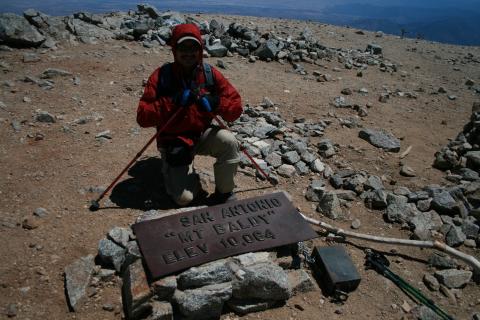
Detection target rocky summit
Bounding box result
[0,3,479,320]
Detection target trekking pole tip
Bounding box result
[89,200,100,212]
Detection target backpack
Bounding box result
[156,62,215,99]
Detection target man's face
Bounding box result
[175,39,201,69]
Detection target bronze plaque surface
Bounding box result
[132,192,317,280]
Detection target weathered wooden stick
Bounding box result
[400,145,412,159]
[300,213,480,277]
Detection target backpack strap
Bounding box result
[156,62,174,99]
[203,62,215,90]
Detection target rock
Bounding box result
[261,97,274,108]
[461,220,479,239]
[341,88,353,95]
[287,270,317,295]
[364,175,384,191]
[409,210,443,234]
[265,152,282,168]
[0,13,45,47]
[310,159,325,173]
[233,252,273,267]
[22,217,41,230]
[39,68,72,79]
[277,164,296,178]
[294,161,309,175]
[150,301,173,320]
[386,202,417,223]
[351,219,361,229]
[317,139,336,158]
[95,130,112,140]
[428,252,458,269]
[5,303,17,317]
[305,180,326,202]
[400,165,416,177]
[317,192,344,220]
[97,238,126,272]
[434,269,472,289]
[173,282,232,320]
[23,52,41,62]
[431,191,459,216]
[411,305,442,320]
[177,259,232,289]
[358,128,400,152]
[282,151,300,165]
[300,151,316,164]
[226,299,277,315]
[65,255,95,311]
[364,189,388,209]
[152,275,177,301]
[232,262,290,300]
[366,43,382,55]
[108,227,131,248]
[254,40,278,60]
[102,303,115,312]
[438,87,447,93]
[445,226,466,247]
[206,42,228,57]
[423,274,440,291]
[137,3,162,18]
[122,259,153,319]
[465,151,480,169]
[416,199,431,212]
[97,269,116,281]
[35,111,55,123]
[333,96,348,108]
[33,207,48,218]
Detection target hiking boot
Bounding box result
[206,190,237,206]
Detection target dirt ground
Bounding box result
[1,13,480,320]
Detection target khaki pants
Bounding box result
[160,126,240,206]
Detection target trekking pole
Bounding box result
[211,114,278,186]
[89,108,184,211]
[366,250,454,320]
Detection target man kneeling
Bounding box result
[136,23,243,206]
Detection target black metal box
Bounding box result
[311,245,361,294]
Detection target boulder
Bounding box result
[173,282,232,320]
[0,13,45,47]
[65,255,95,311]
[226,299,277,315]
[431,191,459,216]
[152,275,177,301]
[122,259,153,319]
[254,40,279,60]
[434,269,472,289]
[358,128,400,152]
[317,192,344,220]
[232,262,290,300]
[206,42,228,57]
[305,180,326,202]
[177,259,232,289]
[137,4,162,19]
[97,238,126,272]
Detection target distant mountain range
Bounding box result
[321,4,480,46]
[1,1,480,46]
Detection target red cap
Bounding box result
[170,24,203,49]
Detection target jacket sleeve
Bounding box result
[137,68,176,128]
[211,67,242,122]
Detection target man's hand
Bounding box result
[174,89,196,108]
[198,94,219,112]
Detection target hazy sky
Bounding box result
[1,0,479,15]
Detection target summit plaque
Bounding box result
[132,192,317,280]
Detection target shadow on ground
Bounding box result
[109,156,177,210]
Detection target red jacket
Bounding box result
[136,24,242,147]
